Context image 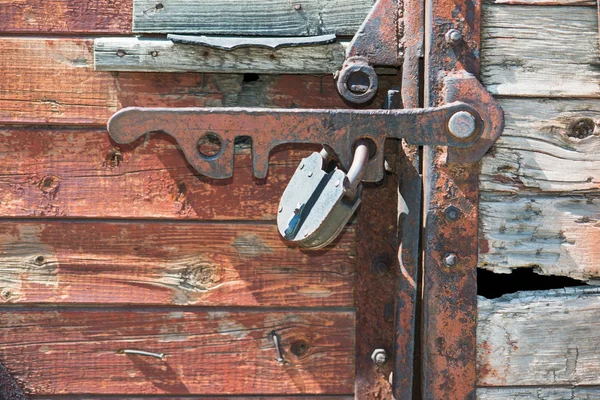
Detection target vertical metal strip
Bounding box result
[393,0,425,397]
[422,0,481,397]
[355,144,400,399]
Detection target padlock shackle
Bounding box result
[344,139,370,198]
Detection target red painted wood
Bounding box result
[0,310,354,395]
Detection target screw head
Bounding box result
[445,29,462,44]
[307,171,313,177]
[294,3,302,10]
[445,206,460,221]
[371,349,388,366]
[448,111,477,139]
[443,253,458,267]
[278,205,283,213]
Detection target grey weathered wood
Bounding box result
[479,195,600,280]
[479,99,600,279]
[478,287,600,386]
[94,37,345,74]
[481,5,600,97]
[133,0,374,36]
[478,387,600,399]
[486,0,594,5]
[481,98,600,195]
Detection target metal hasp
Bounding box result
[108,79,496,183]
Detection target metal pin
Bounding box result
[118,349,165,360]
[271,331,284,363]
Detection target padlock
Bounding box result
[277,139,369,249]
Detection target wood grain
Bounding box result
[0,0,131,33]
[0,221,355,306]
[478,387,600,399]
[0,310,354,395]
[479,195,600,280]
[94,37,345,74]
[481,99,600,195]
[478,286,600,387]
[132,0,374,36]
[478,99,600,279]
[34,397,352,400]
[0,38,395,125]
[0,128,318,220]
[481,5,599,98]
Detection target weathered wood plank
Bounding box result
[481,5,599,97]
[34,397,352,400]
[481,99,600,195]
[0,310,354,395]
[0,38,394,125]
[132,0,374,36]
[486,0,594,5]
[479,195,600,280]
[94,37,345,74]
[478,287,600,387]
[478,387,600,399]
[479,99,600,279]
[0,221,355,306]
[0,128,314,220]
[0,0,131,33]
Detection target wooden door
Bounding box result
[0,0,598,399]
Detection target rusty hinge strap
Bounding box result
[420,0,486,397]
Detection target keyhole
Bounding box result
[197,133,222,158]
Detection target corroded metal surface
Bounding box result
[421,0,485,396]
[346,0,400,67]
[108,91,493,182]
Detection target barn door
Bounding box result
[0,0,503,398]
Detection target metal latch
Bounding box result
[106,0,504,249]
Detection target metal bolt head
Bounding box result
[294,3,302,10]
[445,206,460,221]
[371,349,388,366]
[445,29,462,44]
[278,205,283,213]
[448,111,477,140]
[307,171,313,177]
[443,253,458,267]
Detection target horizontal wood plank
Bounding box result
[478,286,600,387]
[33,397,352,400]
[478,387,600,399]
[479,195,600,280]
[0,0,131,33]
[0,310,354,395]
[132,0,373,36]
[481,98,600,195]
[0,128,317,220]
[479,99,600,279]
[0,221,355,306]
[94,37,345,74]
[481,5,599,97]
[0,38,395,125]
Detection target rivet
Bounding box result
[278,205,283,213]
[443,253,458,267]
[448,111,477,140]
[299,163,305,170]
[445,29,462,45]
[371,349,388,366]
[294,3,302,10]
[116,50,126,57]
[335,180,340,187]
[307,171,313,177]
[150,51,159,57]
[445,206,460,221]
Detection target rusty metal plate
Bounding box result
[420,0,485,396]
